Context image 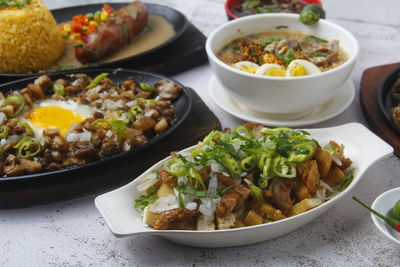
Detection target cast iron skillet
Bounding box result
[0,3,188,80]
[378,65,400,135]
[0,68,192,182]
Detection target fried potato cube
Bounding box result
[216,213,236,229]
[295,183,311,201]
[243,210,263,226]
[323,166,345,187]
[234,220,246,228]
[196,215,216,231]
[297,160,320,193]
[156,182,174,198]
[315,148,333,177]
[143,206,159,227]
[289,198,323,216]
[251,200,286,221]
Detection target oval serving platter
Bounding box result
[0,3,188,80]
[377,65,400,135]
[0,68,192,183]
[95,123,393,248]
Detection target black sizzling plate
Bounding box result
[0,3,188,80]
[378,65,400,135]
[0,68,192,182]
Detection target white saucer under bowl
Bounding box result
[209,76,355,127]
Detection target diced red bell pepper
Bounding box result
[102,4,114,14]
[303,0,323,6]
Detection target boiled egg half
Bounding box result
[233,61,260,74]
[256,64,286,77]
[24,100,96,137]
[286,59,321,77]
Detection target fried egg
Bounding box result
[256,64,286,77]
[24,100,96,137]
[233,61,260,74]
[286,59,321,77]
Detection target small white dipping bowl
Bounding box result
[206,14,359,115]
[371,187,400,246]
[95,123,391,248]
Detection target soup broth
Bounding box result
[217,31,348,76]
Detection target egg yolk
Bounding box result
[28,106,84,136]
[291,65,308,76]
[263,68,286,77]
[241,66,258,74]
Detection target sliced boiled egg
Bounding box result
[25,100,96,137]
[233,61,260,74]
[256,64,286,77]
[286,59,321,77]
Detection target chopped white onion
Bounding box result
[177,176,188,184]
[149,195,179,213]
[244,178,252,185]
[332,156,342,166]
[199,204,213,217]
[105,130,113,137]
[222,172,230,177]
[0,112,6,125]
[207,175,218,197]
[6,135,19,143]
[144,110,156,117]
[240,172,248,177]
[126,100,137,107]
[180,151,191,157]
[159,81,175,92]
[80,131,91,142]
[66,133,81,142]
[159,92,172,99]
[210,162,224,173]
[320,180,335,193]
[137,174,159,194]
[124,143,131,151]
[0,138,6,146]
[185,202,197,211]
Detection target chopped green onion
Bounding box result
[111,120,126,140]
[164,157,188,177]
[336,170,355,192]
[53,84,65,95]
[271,156,296,178]
[2,95,26,118]
[19,122,34,137]
[0,125,9,138]
[139,83,155,92]
[128,105,144,122]
[14,137,42,158]
[134,98,157,104]
[86,73,109,89]
[134,186,158,210]
[249,184,263,201]
[91,119,111,130]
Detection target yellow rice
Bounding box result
[0,0,64,73]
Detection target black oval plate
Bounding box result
[0,3,188,79]
[378,65,400,135]
[0,68,192,182]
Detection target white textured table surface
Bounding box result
[2,1,400,266]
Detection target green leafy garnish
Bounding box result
[308,52,328,57]
[261,37,282,46]
[336,170,355,192]
[0,0,32,9]
[134,186,158,210]
[275,25,288,29]
[216,186,235,198]
[275,48,294,65]
[304,35,328,43]
[231,44,241,51]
